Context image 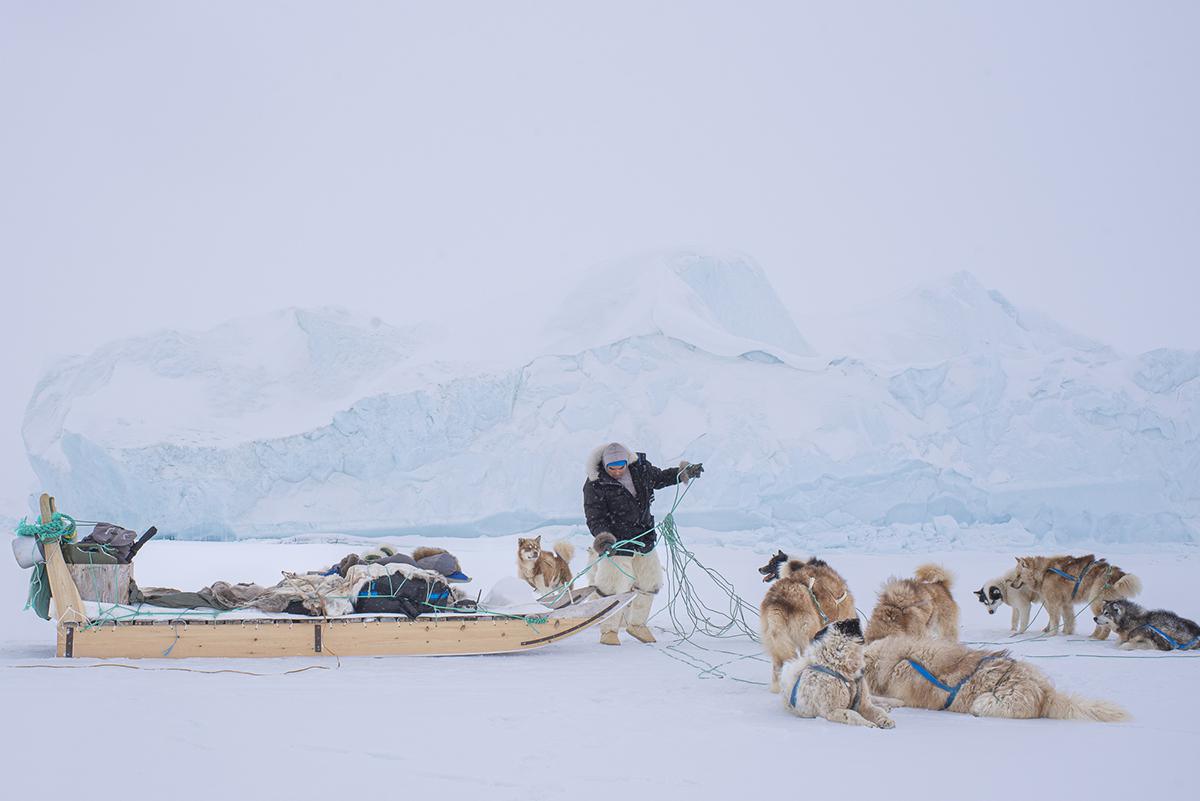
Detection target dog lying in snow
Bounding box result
[975,567,1041,634]
[865,564,958,643]
[781,619,895,729]
[1094,599,1200,651]
[758,552,856,693]
[1013,555,1141,638]
[864,636,1128,722]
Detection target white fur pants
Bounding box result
[594,549,662,634]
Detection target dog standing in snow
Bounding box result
[781,618,895,729]
[864,636,1128,722]
[865,564,959,643]
[1013,555,1141,638]
[516,536,575,594]
[758,552,856,692]
[974,567,1041,634]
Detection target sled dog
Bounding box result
[758,551,856,693]
[974,567,1041,634]
[865,564,959,643]
[1094,599,1200,651]
[864,636,1128,722]
[516,536,575,594]
[1013,555,1141,638]
[780,618,894,728]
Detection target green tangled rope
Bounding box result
[15,512,78,543]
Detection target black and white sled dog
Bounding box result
[1094,599,1200,651]
[974,567,1041,634]
[780,618,896,729]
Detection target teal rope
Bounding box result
[15,512,77,543]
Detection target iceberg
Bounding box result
[20,255,1200,544]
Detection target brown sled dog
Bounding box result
[1013,555,1141,638]
[758,552,856,693]
[516,536,575,594]
[864,635,1128,722]
[865,564,959,643]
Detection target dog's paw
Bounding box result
[872,696,903,710]
[1119,641,1137,651]
[877,716,895,729]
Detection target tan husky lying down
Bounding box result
[781,619,895,729]
[864,636,1128,722]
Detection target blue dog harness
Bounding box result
[905,654,1005,710]
[1139,624,1200,651]
[1047,559,1100,600]
[789,664,863,712]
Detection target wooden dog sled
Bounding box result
[32,495,629,659]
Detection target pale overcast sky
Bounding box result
[2,2,1198,498]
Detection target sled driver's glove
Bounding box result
[683,462,704,481]
[593,532,616,555]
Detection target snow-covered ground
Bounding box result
[3,532,1197,800]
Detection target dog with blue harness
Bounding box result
[1014,554,1142,638]
[1095,599,1200,651]
[780,618,896,728]
[864,635,1128,721]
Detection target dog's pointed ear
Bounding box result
[974,588,986,601]
[534,535,541,545]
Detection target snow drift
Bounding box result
[20,254,1200,544]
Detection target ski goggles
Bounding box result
[605,460,628,468]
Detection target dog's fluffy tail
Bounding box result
[553,540,576,565]
[1044,691,1129,723]
[914,563,953,589]
[1112,573,1142,598]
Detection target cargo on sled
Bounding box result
[13,494,629,659]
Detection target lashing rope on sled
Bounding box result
[79,546,552,634]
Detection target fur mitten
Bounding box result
[593,532,616,554]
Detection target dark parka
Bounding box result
[583,447,685,555]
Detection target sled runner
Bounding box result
[26,495,632,659]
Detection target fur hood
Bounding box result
[585,443,640,482]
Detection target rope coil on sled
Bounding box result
[15,512,78,543]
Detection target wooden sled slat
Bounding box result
[41,494,86,625]
[57,594,632,659]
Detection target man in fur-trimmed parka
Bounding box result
[583,442,703,645]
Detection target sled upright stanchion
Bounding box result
[41,493,87,629]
